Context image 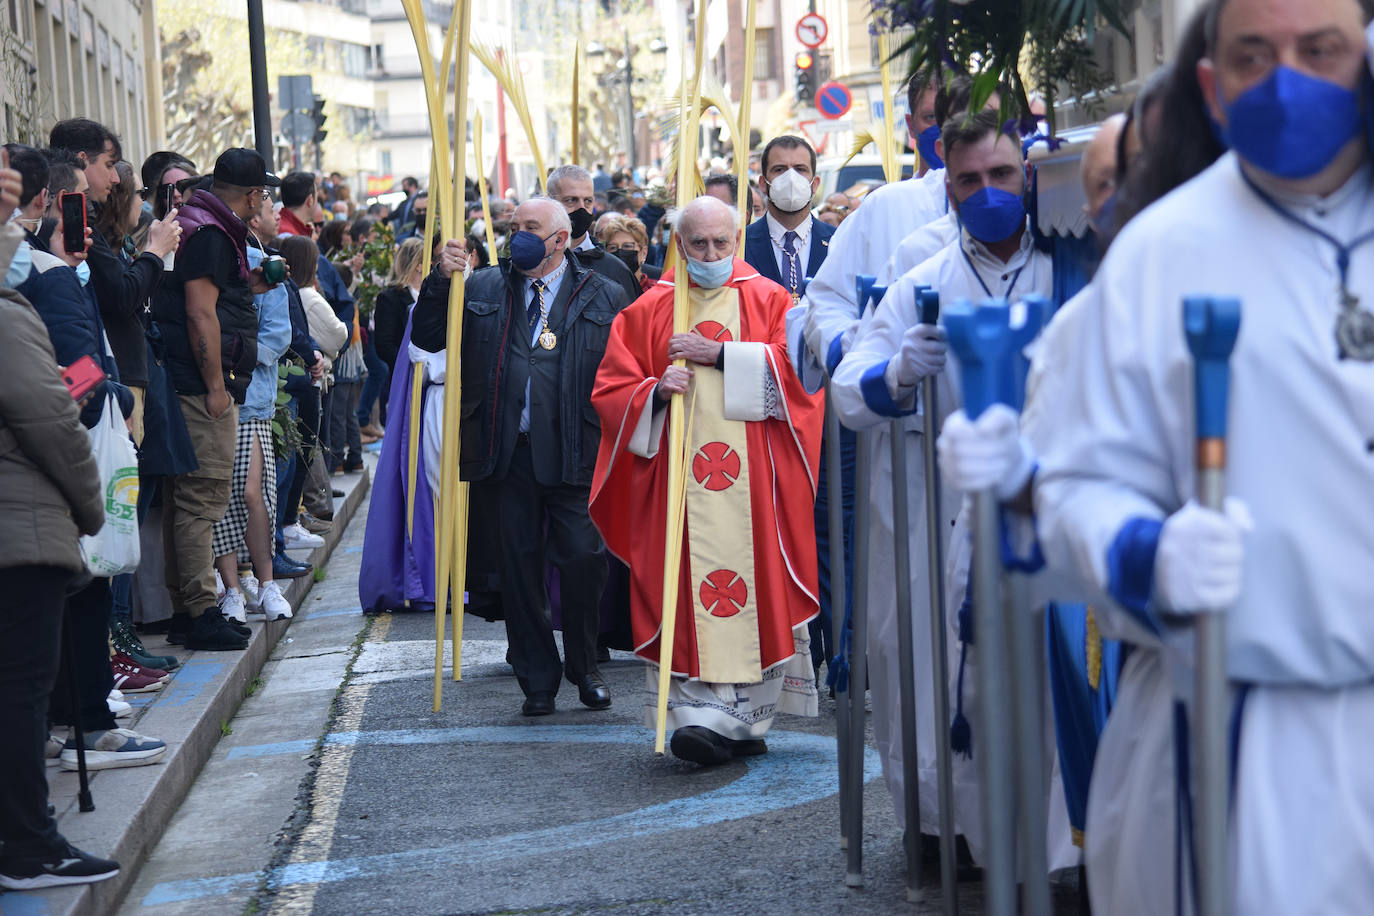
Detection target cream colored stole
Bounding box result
[684,285,762,683]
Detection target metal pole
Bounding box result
[1007,575,1051,916]
[245,0,274,165]
[624,30,637,168]
[845,427,871,888]
[919,349,958,914]
[826,391,852,850]
[972,490,1016,915]
[1194,468,1229,916]
[890,418,923,902]
[1183,295,1241,916]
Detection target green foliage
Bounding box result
[346,221,396,321]
[876,0,1130,131]
[271,361,310,461]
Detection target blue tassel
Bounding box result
[826,596,854,694]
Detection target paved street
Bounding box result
[116,485,1078,916]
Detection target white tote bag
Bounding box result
[79,393,141,576]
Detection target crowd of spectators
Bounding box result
[0,117,428,890]
[0,123,849,889]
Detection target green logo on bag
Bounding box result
[106,468,139,521]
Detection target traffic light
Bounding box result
[794,51,816,106]
[311,95,328,145]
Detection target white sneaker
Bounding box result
[281,523,324,549]
[220,588,247,624]
[108,696,133,719]
[258,580,292,621]
[108,688,124,702]
[241,573,261,609]
[215,568,225,600]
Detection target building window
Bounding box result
[754,27,774,80]
[379,149,392,175]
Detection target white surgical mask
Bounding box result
[685,255,733,289]
[766,168,814,213]
[5,238,32,288]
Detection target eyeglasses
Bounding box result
[605,244,641,254]
[312,221,325,229]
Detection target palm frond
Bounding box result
[471,42,547,191]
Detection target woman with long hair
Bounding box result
[371,237,424,425]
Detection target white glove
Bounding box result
[937,405,1035,500]
[887,323,947,391]
[1155,498,1253,614]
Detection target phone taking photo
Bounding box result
[61,354,106,402]
[60,190,86,255]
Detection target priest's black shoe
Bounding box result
[669,726,732,766]
[570,672,611,710]
[521,692,555,717]
[726,736,767,757]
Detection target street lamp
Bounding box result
[587,32,667,168]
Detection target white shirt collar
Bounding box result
[574,234,595,252]
[764,210,811,248]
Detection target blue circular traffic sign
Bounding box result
[815,82,852,120]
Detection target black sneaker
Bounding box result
[218,612,251,638]
[0,841,120,890]
[185,612,248,651]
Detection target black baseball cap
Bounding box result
[213,148,281,187]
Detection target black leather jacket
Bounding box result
[410,256,628,486]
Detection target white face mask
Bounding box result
[766,168,814,213]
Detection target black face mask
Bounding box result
[413,209,427,230]
[612,248,640,274]
[568,207,594,239]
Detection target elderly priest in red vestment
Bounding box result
[589,195,825,766]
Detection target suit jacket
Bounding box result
[410,257,630,487]
[742,214,835,292]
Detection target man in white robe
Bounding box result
[830,110,1058,863]
[1031,1,1374,911]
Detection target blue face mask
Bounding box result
[75,260,91,287]
[685,255,733,289]
[5,239,32,288]
[509,230,557,272]
[916,124,944,171]
[955,185,1027,244]
[1221,66,1362,180]
[1091,191,1118,235]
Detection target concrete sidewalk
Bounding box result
[0,462,372,916]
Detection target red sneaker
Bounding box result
[110,665,163,694]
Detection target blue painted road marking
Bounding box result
[146,726,880,905]
[0,892,51,914]
[155,659,225,708]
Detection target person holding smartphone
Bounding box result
[151,148,281,652]
[49,120,181,443]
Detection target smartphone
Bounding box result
[61,354,106,402]
[60,190,86,255]
[163,182,175,216]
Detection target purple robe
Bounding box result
[359,317,436,612]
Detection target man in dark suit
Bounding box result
[546,165,642,303]
[743,135,834,302]
[409,198,630,717]
[742,134,845,679]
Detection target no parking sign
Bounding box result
[815,82,852,120]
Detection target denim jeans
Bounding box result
[356,335,387,427]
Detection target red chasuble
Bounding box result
[589,259,824,679]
